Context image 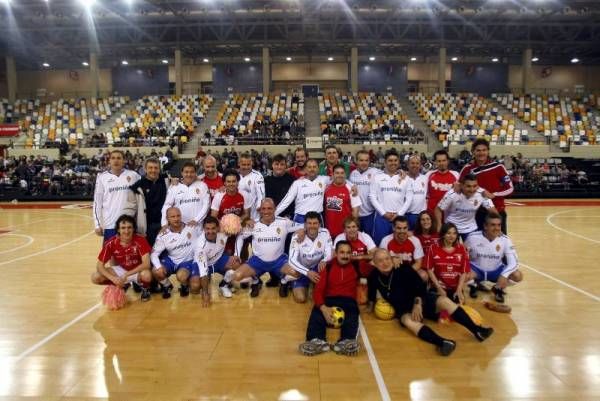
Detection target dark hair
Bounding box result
[414,210,438,235]
[335,240,352,251]
[439,222,460,247]
[325,144,338,154]
[332,163,346,173]
[203,215,220,227]
[114,214,137,233]
[305,211,322,223]
[433,149,449,161]
[384,149,399,160]
[392,215,408,226]
[295,147,308,157]
[110,150,125,158]
[144,157,160,167]
[240,152,253,160]
[460,173,478,184]
[471,138,490,152]
[356,150,369,159]
[305,158,319,166]
[272,153,286,164]
[181,161,196,173]
[222,169,240,182]
[485,212,502,225]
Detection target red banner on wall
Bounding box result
[0,124,20,137]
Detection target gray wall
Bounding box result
[451,63,509,95]
[212,63,263,94]
[112,66,169,99]
[358,63,408,95]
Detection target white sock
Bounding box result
[240,276,253,284]
[224,269,235,283]
[160,279,171,287]
[281,274,297,284]
[251,277,260,285]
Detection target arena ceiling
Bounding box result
[1,0,600,69]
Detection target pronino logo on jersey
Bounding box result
[108,185,130,193]
[431,180,453,191]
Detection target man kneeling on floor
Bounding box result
[299,241,360,357]
[367,248,494,356]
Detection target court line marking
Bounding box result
[0,234,34,255]
[505,201,525,206]
[546,209,600,244]
[519,262,600,302]
[12,303,102,364]
[359,317,391,401]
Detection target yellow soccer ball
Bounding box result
[330,307,345,329]
[461,305,483,326]
[374,299,396,321]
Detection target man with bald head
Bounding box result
[200,155,224,199]
[222,198,302,297]
[367,249,493,356]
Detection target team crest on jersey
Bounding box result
[474,200,479,207]
[196,188,200,194]
[220,239,225,245]
[126,176,131,183]
[421,182,425,188]
[276,227,282,234]
[368,174,372,179]
[496,244,501,252]
[317,241,322,248]
[456,254,462,262]
[187,232,192,239]
[318,182,323,189]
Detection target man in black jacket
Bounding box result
[367,249,493,356]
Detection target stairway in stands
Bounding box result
[93,100,136,138]
[398,96,441,152]
[183,95,225,156]
[304,96,323,158]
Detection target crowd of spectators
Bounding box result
[321,115,426,145]
[86,125,191,153]
[201,115,305,146]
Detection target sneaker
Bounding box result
[161,282,173,299]
[438,339,456,356]
[150,281,162,294]
[122,283,131,292]
[332,339,360,356]
[474,327,494,342]
[299,338,330,356]
[219,283,233,298]
[250,281,262,298]
[469,284,478,299]
[279,282,289,298]
[140,288,151,302]
[266,274,281,288]
[179,284,190,297]
[240,282,250,289]
[132,281,142,293]
[492,286,506,303]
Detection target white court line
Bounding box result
[505,201,526,206]
[0,234,34,255]
[359,317,391,401]
[519,262,600,302]
[546,209,600,244]
[13,303,102,364]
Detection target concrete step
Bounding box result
[304,97,321,138]
[398,97,441,152]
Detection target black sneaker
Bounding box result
[150,280,162,294]
[266,274,281,288]
[132,281,142,293]
[179,284,190,297]
[161,283,173,299]
[240,282,250,289]
[492,286,506,303]
[469,284,478,299]
[474,327,494,342]
[250,281,262,298]
[279,282,289,298]
[438,339,456,356]
[140,288,151,302]
[123,283,131,292]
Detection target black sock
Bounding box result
[451,306,481,334]
[417,325,445,346]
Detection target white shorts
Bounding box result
[111,265,139,284]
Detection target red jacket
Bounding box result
[460,160,513,212]
[313,260,359,307]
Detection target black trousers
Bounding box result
[475,208,508,234]
[146,221,162,247]
[306,296,359,342]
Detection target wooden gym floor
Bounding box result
[0,200,599,401]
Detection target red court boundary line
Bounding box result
[0,204,70,209]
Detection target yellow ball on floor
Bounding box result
[461,305,483,326]
[374,299,396,320]
[330,307,345,329]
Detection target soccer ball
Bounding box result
[374,299,396,320]
[330,307,345,329]
[220,213,242,235]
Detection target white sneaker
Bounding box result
[219,284,233,298]
[224,269,235,283]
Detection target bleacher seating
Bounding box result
[410,92,528,147]
[493,93,600,147]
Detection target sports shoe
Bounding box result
[122,283,131,292]
[438,339,456,356]
[219,283,233,298]
[240,282,250,289]
[492,286,506,303]
[332,339,360,356]
[132,281,142,293]
[140,288,151,302]
[150,281,162,294]
[179,284,190,297]
[469,284,478,298]
[298,338,330,356]
[279,282,289,298]
[266,274,281,287]
[250,281,262,298]
[161,282,173,299]
[474,327,494,342]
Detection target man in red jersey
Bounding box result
[210,169,251,220]
[380,216,426,280]
[323,164,362,239]
[288,147,308,179]
[426,149,459,214]
[200,155,224,199]
[459,138,513,233]
[91,214,153,302]
[333,217,377,277]
[298,241,360,357]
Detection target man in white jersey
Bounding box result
[435,174,497,241]
[161,162,210,227]
[238,152,265,220]
[275,159,331,224]
[405,155,428,231]
[348,150,380,236]
[223,198,302,298]
[280,211,333,303]
[369,149,412,245]
[93,150,140,242]
[200,216,241,298]
[465,212,523,303]
[151,207,208,302]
